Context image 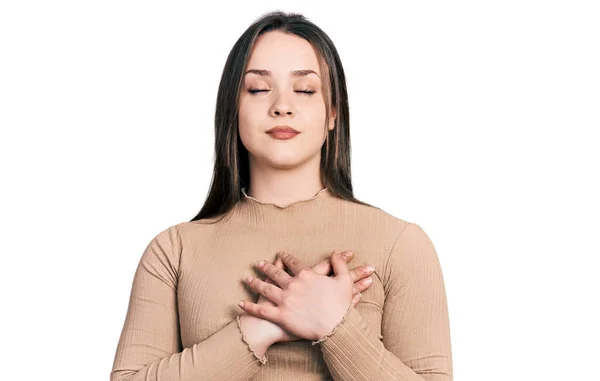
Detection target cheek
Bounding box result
[237,100,263,153]
[238,98,254,129]
[238,121,255,152]
[303,103,328,138]
[303,98,327,120]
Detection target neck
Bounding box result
[234,184,337,234]
[246,154,325,208]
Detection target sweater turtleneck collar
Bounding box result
[232,186,339,232]
[240,187,331,209]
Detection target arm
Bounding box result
[110,225,267,381]
[317,222,454,381]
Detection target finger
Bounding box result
[277,251,310,276]
[353,276,373,294]
[258,260,292,288]
[264,256,285,285]
[312,250,353,275]
[245,275,283,305]
[330,251,350,279]
[238,300,280,322]
[311,257,333,275]
[348,264,375,282]
[274,256,284,269]
[351,292,361,307]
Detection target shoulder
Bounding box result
[382,220,440,292]
[337,197,438,282]
[151,223,182,246]
[142,220,221,272]
[172,217,226,244]
[133,224,184,286]
[336,196,412,243]
[342,196,434,242]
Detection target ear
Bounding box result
[328,107,337,131]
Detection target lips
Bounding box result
[266,126,300,140]
[266,126,299,134]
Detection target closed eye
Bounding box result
[248,89,316,95]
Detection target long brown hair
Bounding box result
[190,10,372,223]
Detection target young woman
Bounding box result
[111,11,453,381]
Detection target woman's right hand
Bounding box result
[242,250,374,345]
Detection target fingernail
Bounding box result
[246,275,254,283]
[366,265,375,272]
[258,260,265,267]
[342,251,353,257]
[238,301,245,308]
[364,277,372,284]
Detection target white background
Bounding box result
[1,1,598,380]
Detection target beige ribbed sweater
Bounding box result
[110,187,453,381]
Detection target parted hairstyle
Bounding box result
[190,10,372,223]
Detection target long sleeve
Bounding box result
[110,225,265,381]
[317,222,453,381]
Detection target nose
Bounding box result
[269,92,294,117]
[273,109,293,116]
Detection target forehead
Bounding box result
[246,31,321,77]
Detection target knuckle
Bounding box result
[257,305,266,316]
[358,280,372,291]
[263,284,273,296]
[297,268,310,279]
[286,278,299,289]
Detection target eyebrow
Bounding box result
[244,69,320,79]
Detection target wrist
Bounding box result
[239,314,278,354]
[313,304,353,343]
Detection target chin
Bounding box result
[264,155,304,169]
[248,145,321,169]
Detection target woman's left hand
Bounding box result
[238,251,354,341]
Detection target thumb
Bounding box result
[331,250,350,279]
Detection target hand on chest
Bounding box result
[178,245,386,344]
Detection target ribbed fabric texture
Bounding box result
[110,188,453,381]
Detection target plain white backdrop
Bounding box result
[1,1,598,380]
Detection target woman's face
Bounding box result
[238,31,336,170]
